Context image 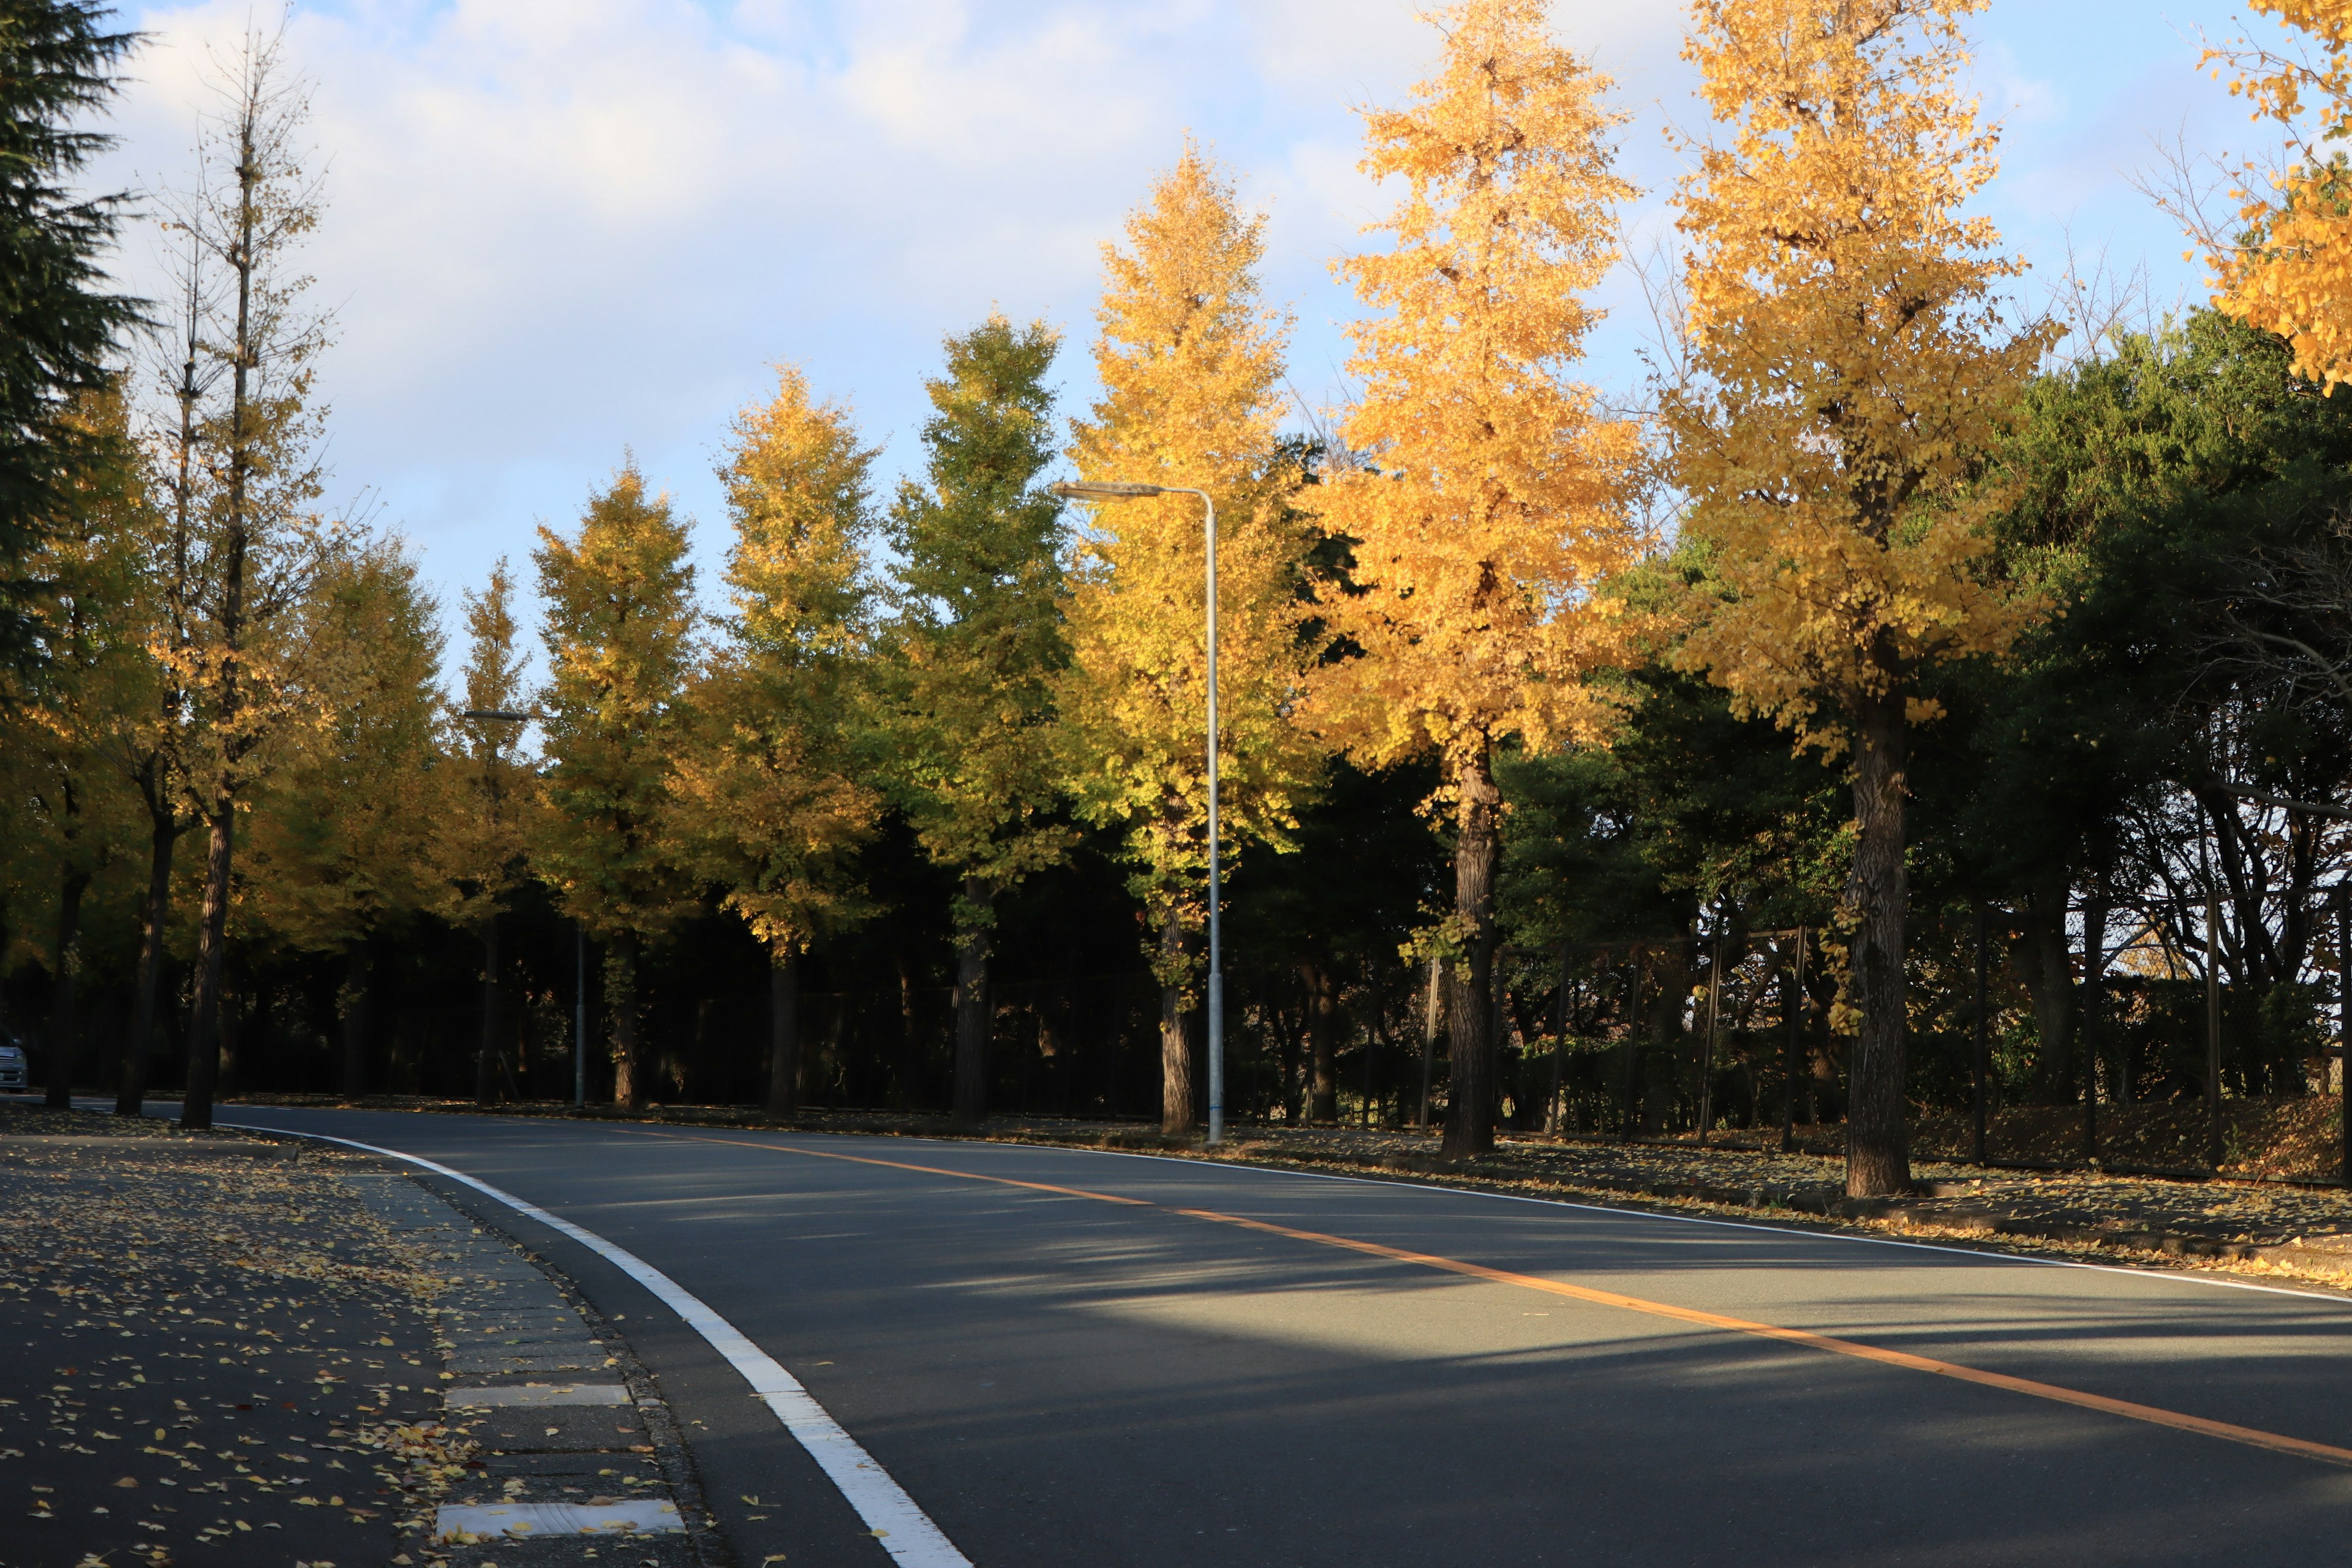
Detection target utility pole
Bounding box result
[1047,480,1222,1144]
[1782,929,1805,1155]
[575,921,588,1111]
[1698,925,1724,1148]
[1419,957,1441,1131]
[2206,893,2224,1172]
[2337,884,2349,1186]
[1971,903,1989,1166]
[459,708,531,1108]
[2082,891,2107,1163]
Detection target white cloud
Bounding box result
[82,0,2258,647]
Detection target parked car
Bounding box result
[0,1028,26,1092]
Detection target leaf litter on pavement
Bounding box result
[0,1104,475,1567]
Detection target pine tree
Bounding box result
[1314,1,1648,1158]
[0,1,139,666]
[883,316,1073,1126]
[672,365,880,1117]
[533,464,698,1108]
[1061,146,1321,1137]
[1664,0,2055,1196]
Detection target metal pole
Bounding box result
[2205,893,2223,1170]
[575,920,587,1110]
[1419,957,1439,1130]
[2337,883,2349,1186]
[1551,943,1571,1136]
[1698,927,1723,1148]
[1781,929,1803,1155]
[1971,903,1989,1166]
[1194,489,1223,1147]
[2082,892,2105,1164]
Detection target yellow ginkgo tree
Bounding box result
[2202,2,2352,385]
[533,465,700,1109]
[671,366,881,1117]
[1665,0,2056,1196]
[434,560,538,1104]
[1060,145,1322,1139]
[1313,0,1648,1158]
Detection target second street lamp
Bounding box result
[1049,480,1226,1147]
[458,709,533,1107]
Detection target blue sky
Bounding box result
[90,1,2278,644]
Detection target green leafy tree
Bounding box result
[533,464,698,1108]
[881,316,1073,1125]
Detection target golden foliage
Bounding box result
[243,537,450,952]
[1311,0,1648,787]
[2204,1,2352,387]
[1665,0,2052,747]
[669,365,881,958]
[530,464,699,942]
[429,560,536,932]
[1060,144,1319,981]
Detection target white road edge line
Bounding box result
[223,1123,974,1568]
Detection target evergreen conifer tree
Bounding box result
[0,0,139,665]
[883,317,1072,1126]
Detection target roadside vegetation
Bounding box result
[5,0,2352,1202]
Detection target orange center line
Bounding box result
[614,1125,2352,1471]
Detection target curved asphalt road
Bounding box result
[206,1106,2352,1566]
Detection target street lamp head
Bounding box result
[462,709,535,723]
[1049,480,1166,502]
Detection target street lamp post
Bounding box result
[460,709,535,1107]
[1049,480,1224,1145]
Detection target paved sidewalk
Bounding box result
[0,1110,451,1567]
[347,1172,712,1567]
[0,1106,717,1568]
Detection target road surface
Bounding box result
[203,1106,2352,1566]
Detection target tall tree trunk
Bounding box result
[1158,911,1196,1137]
[608,932,642,1107]
[895,953,923,1106]
[43,869,89,1109]
[1444,746,1501,1159]
[339,948,369,1098]
[473,914,500,1106]
[184,80,262,1134]
[951,877,995,1126]
[179,805,237,1129]
[1844,695,1910,1197]
[766,947,801,1118]
[2009,869,2076,1103]
[116,817,178,1116]
[1304,959,1338,1123]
